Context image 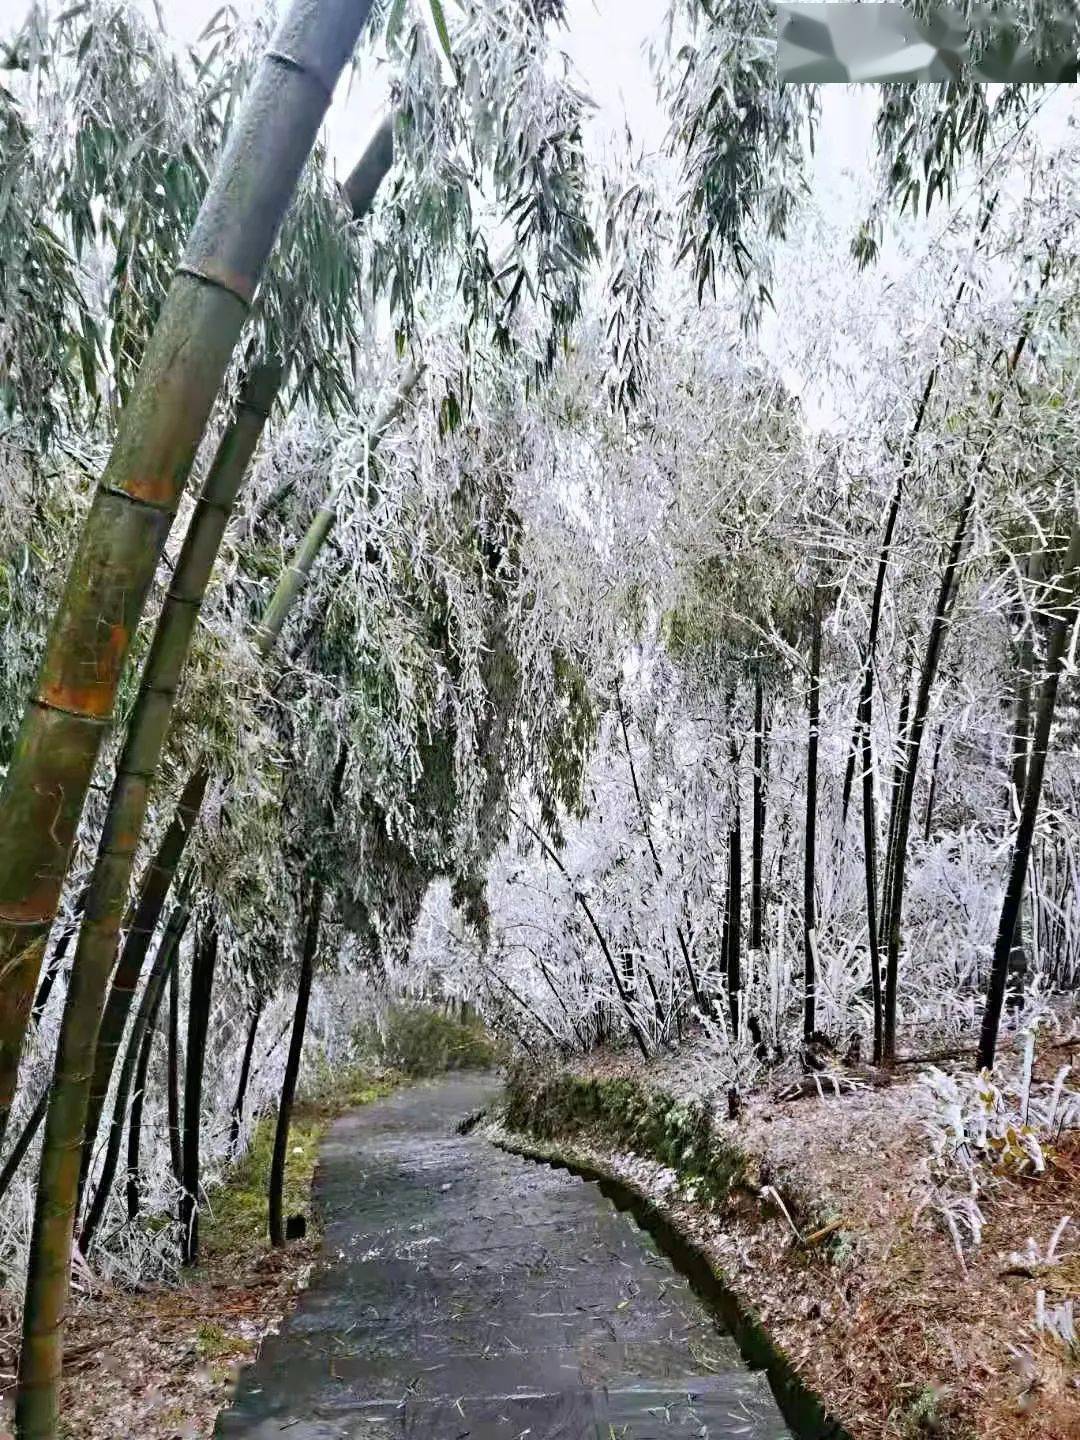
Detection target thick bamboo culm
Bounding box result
[14,5,377,1434]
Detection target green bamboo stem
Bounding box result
[76,115,400,1199]
[127,901,190,1220]
[76,365,280,1196]
[80,880,192,1253]
[0,1,376,1175]
[253,363,421,657]
[14,6,375,1431]
[343,114,394,221]
[180,916,218,1268]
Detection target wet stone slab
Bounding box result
[216,1073,793,1439]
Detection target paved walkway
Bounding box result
[216,1073,792,1439]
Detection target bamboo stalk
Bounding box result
[839,198,998,827]
[750,672,767,954]
[14,8,376,1432]
[76,362,280,1202]
[978,516,1080,1070]
[268,743,347,1246]
[803,595,822,1041]
[75,125,407,1222]
[860,725,884,1062]
[268,881,322,1248]
[81,883,191,1252]
[180,916,219,1267]
[882,323,1032,1061]
[126,908,188,1220]
[0,4,377,1169]
[166,947,183,1188]
[727,728,742,1036]
[229,998,265,1154]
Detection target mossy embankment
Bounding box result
[492,1058,1080,1440]
[499,1067,848,1440]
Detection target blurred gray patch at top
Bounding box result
[775,3,1078,83]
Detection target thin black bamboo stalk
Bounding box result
[978,516,1080,1070]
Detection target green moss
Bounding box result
[504,1069,747,1208]
[196,1321,253,1360]
[204,1067,397,1261]
[203,1111,323,1261]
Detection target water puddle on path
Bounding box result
[216,1075,835,1440]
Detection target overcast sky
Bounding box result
[1,0,877,180]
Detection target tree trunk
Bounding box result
[167,945,183,1188]
[0,1089,47,1205]
[0,5,372,1184]
[750,673,767,953]
[1006,625,1035,988]
[922,724,944,841]
[878,656,913,952]
[839,200,997,827]
[614,682,708,1015]
[803,598,822,1041]
[126,902,190,1221]
[860,726,884,1062]
[882,482,977,1061]
[180,915,219,1268]
[80,889,191,1251]
[268,882,322,1247]
[978,516,1080,1070]
[230,998,265,1153]
[78,766,208,1206]
[726,803,742,1036]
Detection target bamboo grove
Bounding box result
[0,2,1079,1437]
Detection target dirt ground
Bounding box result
[495,1031,1080,1440]
[0,1097,345,1440]
[0,1240,315,1440]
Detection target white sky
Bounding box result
[0,0,877,181]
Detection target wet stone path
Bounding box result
[216,1074,792,1439]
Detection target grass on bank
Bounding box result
[353,1001,504,1078]
[205,1003,501,1260]
[203,1064,397,1263]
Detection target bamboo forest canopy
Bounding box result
[0,0,1078,1434]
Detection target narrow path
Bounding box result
[216,1074,792,1438]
